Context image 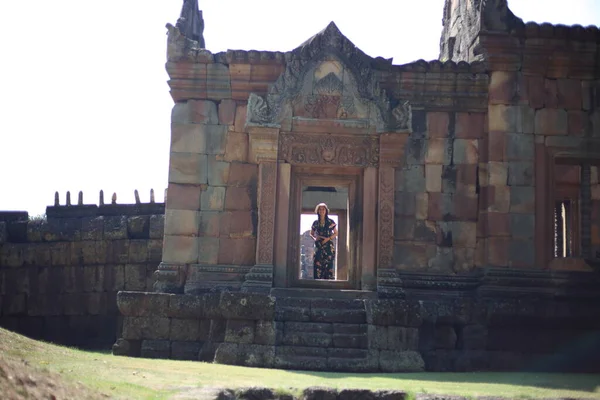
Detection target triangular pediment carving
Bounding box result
[247,22,411,133]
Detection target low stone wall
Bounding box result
[114,291,425,372]
[0,208,164,347]
[113,291,600,372]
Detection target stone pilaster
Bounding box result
[242,127,279,293]
[378,133,408,296]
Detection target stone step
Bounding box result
[271,287,377,299]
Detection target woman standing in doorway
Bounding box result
[310,203,338,280]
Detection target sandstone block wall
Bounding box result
[0,208,164,347]
[393,110,485,274]
[165,95,262,268]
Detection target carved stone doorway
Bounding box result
[288,167,361,289]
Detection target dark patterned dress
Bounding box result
[311,218,336,280]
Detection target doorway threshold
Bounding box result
[270,287,377,300]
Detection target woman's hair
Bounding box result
[314,202,329,220]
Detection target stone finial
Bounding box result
[112,193,117,205]
[99,190,105,206]
[66,191,72,206]
[176,0,205,48]
[78,191,83,205]
[134,189,141,204]
[54,191,59,206]
[150,189,155,203]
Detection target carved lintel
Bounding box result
[278,132,380,167]
[153,262,187,294]
[248,127,280,164]
[378,167,395,269]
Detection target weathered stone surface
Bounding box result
[164,209,199,237]
[218,99,237,125]
[453,139,478,164]
[200,186,226,211]
[225,319,255,344]
[81,217,103,241]
[425,164,442,192]
[112,338,141,357]
[162,235,198,264]
[434,325,457,349]
[170,318,201,341]
[166,183,202,211]
[456,112,485,139]
[379,350,425,372]
[224,187,253,211]
[207,155,230,186]
[141,339,170,359]
[220,292,275,320]
[426,139,452,165]
[168,294,205,318]
[187,100,219,124]
[171,124,206,154]
[534,109,568,135]
[149,215,164,239]
[338,389,377,400]
[274,346,327,370]
[169,152,207,185]
[283,331,332,347]
[205,125,228,155]
[459,324,488,350]
[103,216,127,240]
[302,386,338,400]
[254,320,278,345]
[118,291,170,317]
[197,237,220,264]
[275,298,311,322]
[171,341,202,361]
[427,112,449,138]
[122,316,170,340]
[507,162,534,186]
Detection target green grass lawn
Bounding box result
[1,327,599,399]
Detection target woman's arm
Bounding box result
[324,224,338,242]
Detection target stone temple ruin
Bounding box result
[2,0,600,372]
[110,0,600,371]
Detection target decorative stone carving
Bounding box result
[390,101,411,131]
[247,93,276,126]
[248,127,279,164]
[153,262,187,293]
[278,133,379,167]
[176,0,205,48]
[245,22,394,132]
[256,162,277,265]
[242,162,277,293]
[378,167,395,268]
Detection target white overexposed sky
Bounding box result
[0,1,598,216]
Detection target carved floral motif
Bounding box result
[378,167,395,267]
[257,162,277,264]
[278,133,379,167]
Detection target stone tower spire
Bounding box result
[176,0,205,48]
[439,0,522,62]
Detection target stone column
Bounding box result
[241,127,279,293]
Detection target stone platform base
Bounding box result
[113,290,600,373]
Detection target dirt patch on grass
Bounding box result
[0,339,107,400]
